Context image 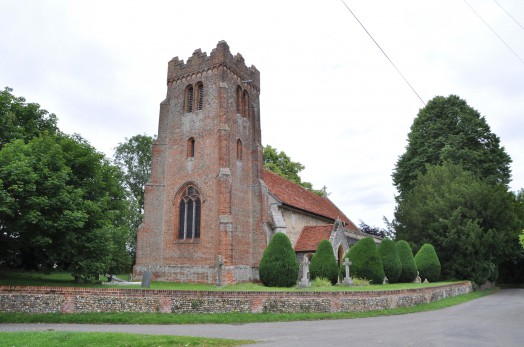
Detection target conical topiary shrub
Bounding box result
[414,243,441,282]
[347,237,385,285]
[310,240,338,285]
[259,232,299,287]
[378,238,402,283]
[397,240,418,283]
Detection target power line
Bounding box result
[339,0,426,106]
[464,0,524,65]
[493,0,524,32]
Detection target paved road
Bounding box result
[1,289,523,346]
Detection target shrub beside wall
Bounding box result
[378,239,402,283]
[259,232,298,287]
[310,240,339,285]
[414,243,441,282]
[397,240,418,283]
[347,237,385,285]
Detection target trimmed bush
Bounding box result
[397,240,418,283]
[346,237,385,285]
[414,243,441,282]
[309,240,338,285]
[259,232,298,287]
[378,239,402,283]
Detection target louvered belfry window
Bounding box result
[197,82,204,111]
[185,85,194,113]
[178,186,201,240]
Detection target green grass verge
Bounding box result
[0,289,494,325]
[0,270,457,291]
[0,331,252,347]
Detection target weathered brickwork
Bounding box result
[0,282,473,314]
[134,41,267,284]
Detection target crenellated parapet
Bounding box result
[167,40,260,91]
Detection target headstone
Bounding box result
[423,278,429,284]
[383,276,389,285]
[298,256,311,288]
[342,258,353,286]
[413,271,422,284]
[141,271,153,288]
[129,273,133,282]
[216,255,224,287]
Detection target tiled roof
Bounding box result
[294,225,333,252]
[262,169,356,228]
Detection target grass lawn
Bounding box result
[0,331,252,346]
[0,289,494,325]
[0,270,457,291]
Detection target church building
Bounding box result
[134,41,375,284]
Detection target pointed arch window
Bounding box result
[236,85,243,114]
[187,137,195,158]
[178,186,201,240]
[242,90,249,117]
[236,139,242,160]
[184,85,194,113]
[196,82,204,111]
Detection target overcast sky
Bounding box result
[1,0,523,228]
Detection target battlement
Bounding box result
[167,41,260,90]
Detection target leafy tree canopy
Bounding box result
[359,220,395,239]
[263,145,322,195]
[0,88,132,280]
[394,164,521,284]
[0,87,58,148]
[393,95,511,200]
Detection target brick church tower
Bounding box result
[134,41,269,284]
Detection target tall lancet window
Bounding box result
[178,186,201,240]
[184,85,194,113]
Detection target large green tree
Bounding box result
[393,95,511,200]
[263,145,321,194]
[395,164,521,284]
[0,88,132,280]
[113,134,154,218]
[0,87,58,148]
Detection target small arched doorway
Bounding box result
[337,245,344,266]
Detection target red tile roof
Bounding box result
[294,225,333,252]
[262,169,356,229]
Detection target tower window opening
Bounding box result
[196,82,204,111]
[242,90,249,117]
[178,185,201,240]
[187,137,195,158]
[185,85,194,113]
[236,139,242,160]
[236,85,243,115]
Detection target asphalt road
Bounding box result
[1,289,523,346]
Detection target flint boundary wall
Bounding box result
[0,282,472,314]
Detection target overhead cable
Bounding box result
[339,0,426,106]
[464,0,524,65]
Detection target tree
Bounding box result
[259,232,299,287]
[395,164,521,284]
[378,239,402,283]
[263,145,321,194]
[414,244,441,282]
[309,240,338,285]
[113,134,154,218]
[396,240,418,283]
[0,87,58,149]
[359,220,395,239]
[344,237,385,285]
[393,95,511,200]
[0,88,132,280]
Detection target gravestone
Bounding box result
[141,271,153,288]
[342,258,353,286]
[298,256,311,288]
[413,271,422,284]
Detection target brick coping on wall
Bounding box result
[0,281,473,314]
